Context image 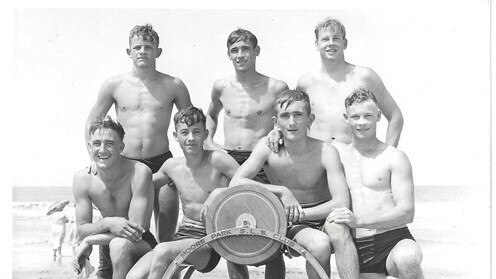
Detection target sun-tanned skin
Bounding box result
[84,25,192,243]
[231,90,359,279]
[73,118,155,279]
[125,107,240,279]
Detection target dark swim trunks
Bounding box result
[123,151,173,173]
[172,223,221,273]
[354,226,415,275]
[96,230,158,279]
[226,150,270,183]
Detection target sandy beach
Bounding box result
[12,186,490,279]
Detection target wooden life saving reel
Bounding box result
[162,184,329,279]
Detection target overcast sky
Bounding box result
[8,1,491,190]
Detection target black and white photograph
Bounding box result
[9,1,492,278]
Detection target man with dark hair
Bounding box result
[231,90,360,279]
[126,107,240,279]
[205,28,289,278]
[330,87,423,278]
[85,24,192,243]
[73,116,157,279]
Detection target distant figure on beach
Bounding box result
[267,17,403,150]
[330,88,424,278]
[64,203,79,255]
[126,107,240,279]
[73,116,157,279]
[204,28,289,278]
[49,210,69,261]
[230,90,359,279]
[85,23,192,243]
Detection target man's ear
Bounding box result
[173,131,178,142]
[126,48,131,57]
[376,110,382,122]
[204,129,209,139]
[156,48,163,58]
[119,141,125,153]
[315,39,319,50]
[343,113,349,123]
[343,38,348,49]
[254,45,261,56]
[87,141,91,152]
[308,113,315,129]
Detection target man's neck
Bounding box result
[184,149,207,169]
[283,136,309,158]
[352,136,383,154]
[97,158,125,184]
[235,68,261,84]
[321,57,348,74]
[132,66,158,80]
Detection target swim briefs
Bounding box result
[96,230,158,279]
[123,151,173,173]
[226,150,270,183]
[354,226,415,275]
[172,223,221,273]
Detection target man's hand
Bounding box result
[266,129,283,153]
[72,241,92,274]
[280,189,304,223]
[326,207,358,228]
[200,188,225,222]
[86,161,98,175]
[105,217,145,242]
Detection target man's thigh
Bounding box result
[162,238,216,271]
[291,227,329,250]
[385,239,422,277]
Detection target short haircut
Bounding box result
[227,28,258,49]
[314,17,346,41]
[344,87,379,109]
[173,106,207,127]
[88,115,125,141]
[274,89,312,116]
[129,24,160,46]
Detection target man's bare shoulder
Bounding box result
[73,168,93,184]
[297,71,321,89]
[383,145,410,165]
[267,77,289,93]
[332,141,353,154]
[212,77,231,93]
[352,65,382,82]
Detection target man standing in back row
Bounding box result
[205,28,289,278]
[268,18,403,149]
[85,24,192,243]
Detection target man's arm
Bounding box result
[172,78,193,110]
[84,78,116,143]
[152,160,174,190]
[128,164,154,231]
[300,144,350,221]
[363,68,404,147]
[205,81,225,150]
[73,171,145,241]
[230,138,302,222]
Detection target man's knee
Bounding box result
[109,237,133,258]
[324,222,352,245]
[304,233,332,261]
[389,241,423,276]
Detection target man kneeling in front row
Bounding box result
[72,116,157,279]
[330,87,424,278]
[230,89,360,279]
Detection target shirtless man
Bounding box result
[85,24,192,242]
[230,90,359,279]
[205,28,289,278]
[268,18,403,149]
[329,87,423,278]
[126,107,240,279]
[73,116,157,279]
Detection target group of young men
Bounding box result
[72,18,424,279]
